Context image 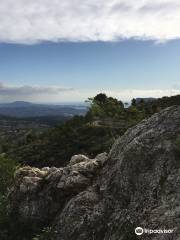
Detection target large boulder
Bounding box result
[9,106,180,239]
[8,152,108,236]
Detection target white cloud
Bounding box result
[77,88,180,102]
[0,82,180,102]
[0,82,74,102]
[0,0,180,44]
[103,88,180,101]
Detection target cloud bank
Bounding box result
[0,82,180,103]
[0,82,74,102]
[0,0,180,44]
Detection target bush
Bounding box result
[0,155,17,195]
[0,155,17,240]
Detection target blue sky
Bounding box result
[0,0,180,102]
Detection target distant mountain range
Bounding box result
[0,101,88,118]
[0,101,35,108]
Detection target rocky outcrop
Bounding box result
[9,106,180,239]
[9,153,108,235]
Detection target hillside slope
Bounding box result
[9,106,180,239]
[7,94,180,168]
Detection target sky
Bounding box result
[0,0,180,103]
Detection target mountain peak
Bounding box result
[10,101,34,106]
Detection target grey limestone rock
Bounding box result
[9,106,180,240]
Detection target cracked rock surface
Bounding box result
[9,106,180,239]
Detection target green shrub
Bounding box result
[0,155,17,240]
[0,155,17,195]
